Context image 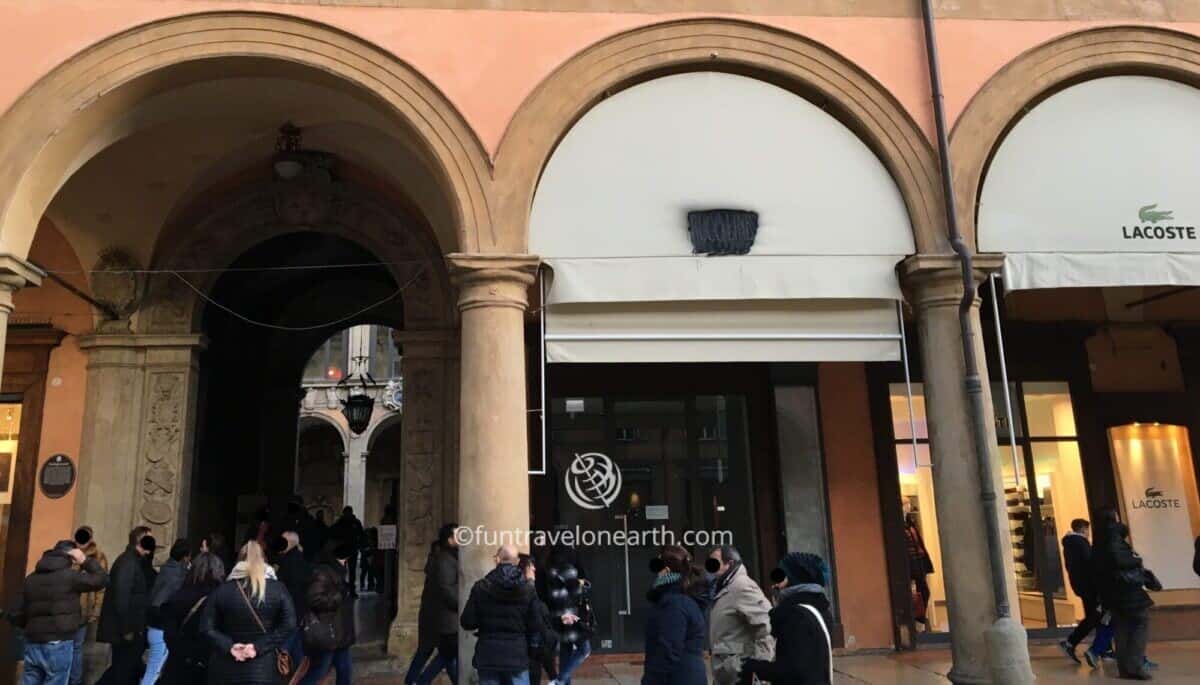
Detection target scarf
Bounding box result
[227,562,277,582]
[779,583,824,600]
[653,572,682,589]
[714,561,742,597]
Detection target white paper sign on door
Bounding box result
[1110,425,1200,590]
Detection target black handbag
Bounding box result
[301,612,340,652]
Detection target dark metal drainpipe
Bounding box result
[919,0,1012,620]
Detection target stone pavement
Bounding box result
[355,640,1200,684]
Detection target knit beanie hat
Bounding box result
[778,552,829,587]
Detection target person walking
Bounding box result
[1092,508,1158,681]
[544,543,593,685]
[142,539,190,684]
[519,554,559,685]
[404,523,459,685]
[97,527,155,685]
[740,552,834,685]
[70,527,108,685]
[1059,519,1105,665]
[903,514,933,631]
[460,544,538,685]
[276,531,312,666]
[295,545,357,685]
[328,507,364,596]
[706,545,774,685]
[161,553,225,685]
[641,545,708,685]
[9,540,109,685]
[200,534,232,574]
[200,541,296,685]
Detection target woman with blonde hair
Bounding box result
[200,540,296,684]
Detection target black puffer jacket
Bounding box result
[148,559,188,628]
[418,543,459,649]
[200,579,297,684]
[97,546,151,644]
[1092,520,1154,613]
[162,581,220,670]
[276,548,312,619]
[642,579,708,685]
[307,563,356,649]
[461,564,537,672]
[10,551,108,643]
[742,589,833,685]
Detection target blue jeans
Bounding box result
[139,628,168,685]
[285,630,305,666]
[1089,624,1115,656]
[559,640,591,685]
[477,670,529,685]
[21,640,73,685]
[298,647,352,685]
[69,626,85,685]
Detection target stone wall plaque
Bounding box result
[39,454,75,499]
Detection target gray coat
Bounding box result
[148,558,188,629]
[708,564,775,685]
[417,544,458,649]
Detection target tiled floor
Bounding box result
[355,641,1200,684]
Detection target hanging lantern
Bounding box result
[341,394,374,435]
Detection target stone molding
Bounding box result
[951,26,1200,250]
[0,11,494,259]
[447,254,539,312]
[898,253,1004,310]
[0,254,45,315]
[495,18,946,254]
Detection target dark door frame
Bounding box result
[0,325,64,685]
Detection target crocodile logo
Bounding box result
[1145,487,1164,498]
[1138,204,1174,224]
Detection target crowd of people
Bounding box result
[7,500,374,685]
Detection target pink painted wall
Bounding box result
[2,2,1193,161]
[13,220,91,571]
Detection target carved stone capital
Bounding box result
[446,254,539,312]
[899,253,1004,311]
[0,254,45,314]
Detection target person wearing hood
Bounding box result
[1091,508,1157,681]
[642,545,708,685]
[405,523,460,685]
[9,540,108,685]
[142,539,190,684]
[460,544,538,685]
[706,545,774,685]
[70,526,108,685]
[200,540,295,685]
[740,552,833,685]
[98,527,156,685]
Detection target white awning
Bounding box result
[544,255,904,304]
[980,76,1200,291]
[545,300,901,363]
[1002,252,1200,292]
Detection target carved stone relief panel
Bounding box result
[135,371,189,563]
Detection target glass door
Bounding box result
[548,394,758,653]
[0,401,23,582]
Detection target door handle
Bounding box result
[615,513,632,616]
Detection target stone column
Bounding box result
[387,328,456,656]
[344,434,368,525]
[900,255,1027,685]
[75,334,205,563]
[0,255,45,385]
[448,254,537,676]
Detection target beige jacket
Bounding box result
[77,540,109,624]
[708,564,775,685]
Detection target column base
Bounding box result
[386,618,419,657]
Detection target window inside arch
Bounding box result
[368,326,402,380]
[303,329,350,383]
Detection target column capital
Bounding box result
[446,253,539,312]
[393,327,459,360]
[0,254,45,314]
[899,253,1004,309]
[78,333,209,351]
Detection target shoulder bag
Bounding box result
[236,581,293,678]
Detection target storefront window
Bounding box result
[0,402,22,595]
[890,381,1090,633]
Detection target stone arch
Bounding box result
[0,11,496,260]
[298,412,350,454]
[494,18,946,253]
[366,411,404,453]
[140,179,453,335]
[951,26,1200,248]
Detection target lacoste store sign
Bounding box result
[1121,204,1197,241]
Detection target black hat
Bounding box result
[53,540,78,554]
[74,527,93,546]
[776,552,828,587]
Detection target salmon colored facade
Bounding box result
[3,2,1200,683]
